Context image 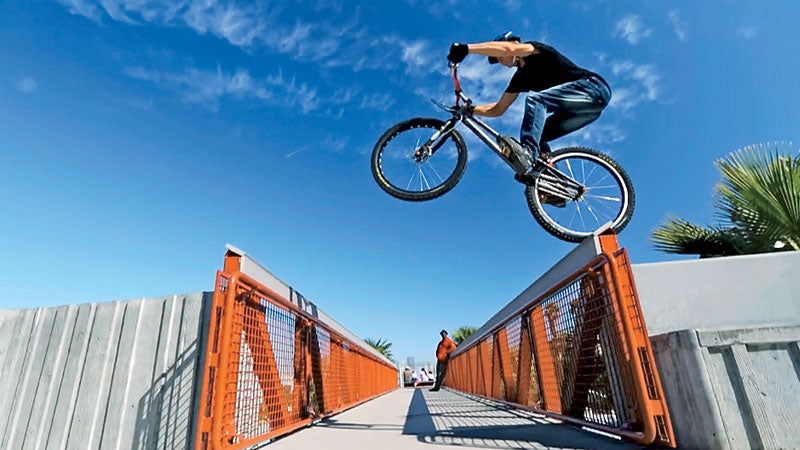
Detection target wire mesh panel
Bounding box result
[196,256,398,450]
[444,233,675,447]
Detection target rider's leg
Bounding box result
[519,96,547,159]
[519,76,611,161]
[541,109,603,143]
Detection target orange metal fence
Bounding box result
[195,252,398,450]
[444,233,675,447]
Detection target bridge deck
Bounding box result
[266,388,643,449]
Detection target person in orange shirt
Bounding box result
[430,329,457,391]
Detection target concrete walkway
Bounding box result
[266,388,645,449]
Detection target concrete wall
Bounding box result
[0,293,211,450]
[651,325,800,450]
[632,251,800,336]
[632,251,800,449]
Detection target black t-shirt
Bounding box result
[505,41,603,93]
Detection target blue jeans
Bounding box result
[519,76,611,154]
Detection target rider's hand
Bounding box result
[447,43,469,64]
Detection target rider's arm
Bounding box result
[467,41,535,59]
[473,91,519,117]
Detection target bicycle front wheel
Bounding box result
[525,147,635,242]
[371,118,467,201]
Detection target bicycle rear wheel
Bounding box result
[525,147,635,242]
[371,118,467,201]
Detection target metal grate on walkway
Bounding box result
[266,388,643,450]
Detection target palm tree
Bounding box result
[651,142,800,257]
[451,326,478,345]
[363,337,394,360]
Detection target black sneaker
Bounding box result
[540,141,552,157]
[514,171,537,186]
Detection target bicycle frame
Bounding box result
[426,64,520,172]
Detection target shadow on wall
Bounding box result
[132,341,202,449]
[132,293,212,450]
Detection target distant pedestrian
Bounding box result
[430,329,457,391]
[411,370,419,387]
[419,368,430,384]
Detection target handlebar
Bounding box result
[448,63,472,111]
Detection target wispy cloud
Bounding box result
[123,64,394,115]
[737,26,759,40]
[58,0,272,47]
[55,0,419,74]
[286,133,349,158]
[359,92,394,112]
[56,0,103,21]
[567,123,626,146]
[609,61,660,111]
[124,65,316,112]
[615,14,652,45]
[16,76,37,93]
[668,11,688,42]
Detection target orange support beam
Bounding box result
[479,339,492,396]
[530,306,563,414]
[495,327,516,402]
[516,313,534,406]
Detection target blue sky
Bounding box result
[1,0,798,364]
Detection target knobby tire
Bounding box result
[525,147,635,243]
[371,118,467,201]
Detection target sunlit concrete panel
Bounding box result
[652,325,800,450]
[631,251,800,336]
[0,293,211,450]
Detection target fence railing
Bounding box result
[444,232,675,447]
[195,249,398,450]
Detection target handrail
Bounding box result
[443,232,675,447]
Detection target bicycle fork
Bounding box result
[413,118,460,162]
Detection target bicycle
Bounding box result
[370,63,635,243]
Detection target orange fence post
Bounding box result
[530,306,563,414]
[516,313,534,406]
[478,339,492,396]
[495,327,516,401]
[599,233,676,447]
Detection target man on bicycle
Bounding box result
[447,32,612,185]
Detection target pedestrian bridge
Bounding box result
[2,234,799,449]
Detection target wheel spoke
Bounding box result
[528,149,634,242]
[372,118,467,201]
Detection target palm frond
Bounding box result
[650,215,746,257]
[451,326,477,345]
[364,337,394,359]
[715,142,800,250]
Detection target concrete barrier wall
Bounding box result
[632,251,800,449]
[0,293,211,450]
[632,251,800,336]
[651,325,800,450]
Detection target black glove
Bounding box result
[447,42,469,64]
